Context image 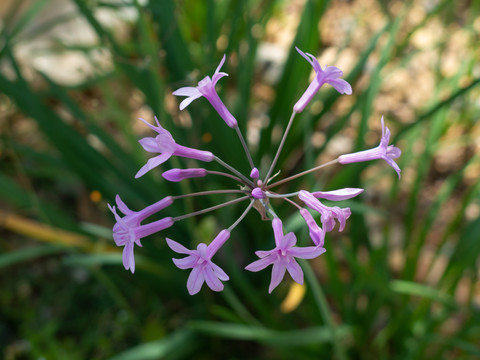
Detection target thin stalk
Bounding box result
[172,196,250,222]
[301,260,348,360]
[172,189,249,200]
[214,156,254,187]
[264,111,297,183]
[283,196,302,210]
[265,159,338,189]
[228,199,255,231]
[207,170,245,184]
[266,191,300,198]
[235,126,255,170]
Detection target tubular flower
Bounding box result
[294,47,352,113]
[162,168,207,182]
[299,209,326,247]
[298,190,351,232]
[338,116,402,178]
[135,117,213,178]
[173,55,238,128]
[108,195,174,273]
[245,218,326,293]
[167,230,230,295]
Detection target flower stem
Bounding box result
[214,156,254,187]
[265,159,338,189]
[300,260,348,360]
[207,170,245,184]
[172,189,249,200]
[265,191,300,198]
[228,199,255,231]
[235,126,255,170]
[172,196,250,222]
[264,111,297,183]
[283,196,302,210]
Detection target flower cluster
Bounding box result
[109,47,401,294]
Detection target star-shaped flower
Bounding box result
[136,117,213,178]
[173,55,238,128]
[338,116,402,178]
[294,47,352,113]
[167,230,230,295]
[245,218,326,293]
[298,190,351,233]
[108,195,174,273]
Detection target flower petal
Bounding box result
[326,78,352,95]
[172,86,200,97]
[135,153,172,178]
[384,157,402,178]
[212,72,228,86]
[295,47,314,66]
[245,255,275,272]
[323,65,343,78]
[166,238,194,255]
[138,137,160,153]
[280,232,297,249]
[268,262,286,293]
[289,246,326,259]
[210,262,229,281]
[186,266,205,295]
[272,218,284,247]
[115,194,133,215]
[123,242,135,273]
[214,54,226,75]
[180,93,203,110]
[254,249,275,258]
[312,188,364,201]
[172,255,197,269]
[285,258,304,284]
[204,265,224,292]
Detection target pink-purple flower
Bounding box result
[173,55,238,128]
[135,117,214,178]
[311,187,364,201]
[245,218,326,293]
[167,230,230,295]
[108,195,174,273]
[298,190,351,232]
[294,47,352,113]
[162,168,207,182]
[338,116,402,178]
[299,208,326,247]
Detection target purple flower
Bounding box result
[298,190,351,233]
[167,230,230,295]
[108,195,174,273]
[135,117,214,178]
[162,168,207,182]
[312,187,364,201]
[294,47,352,113]
[299,209,325,247]
[338,116,402,178]
[251,187,266,199]
[245,218,326,293]
[173,55,238,128]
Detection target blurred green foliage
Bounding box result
[1,0,479,359]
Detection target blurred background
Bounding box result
[1,0,479,359]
